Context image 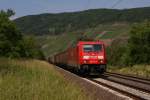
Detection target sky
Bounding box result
[0,0,150,19]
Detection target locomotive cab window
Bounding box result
[83,44,102,52]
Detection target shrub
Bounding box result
[106,38,127,66]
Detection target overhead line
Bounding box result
[111,0,123,9]
[84,0,91,10]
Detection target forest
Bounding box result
[14,7,150,35]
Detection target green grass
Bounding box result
[0,58,89,100]
[108,65,150,78]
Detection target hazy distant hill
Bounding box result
[14,7,150,35]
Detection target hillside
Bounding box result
[38,23,131,57]
[14,7,150,35]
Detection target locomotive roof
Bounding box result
[78,41,104,44]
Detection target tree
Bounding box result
[0,9,45,59]
[126,21,150,65]
[0,9,22,57]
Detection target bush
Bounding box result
[106,38,127,66]
[18,37,45,59]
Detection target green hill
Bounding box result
[14,7,150,57]
[14,7,150,35]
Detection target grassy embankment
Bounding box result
[108,65,150,78]
[0,58,89,100]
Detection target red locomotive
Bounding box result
[49,41,107,74]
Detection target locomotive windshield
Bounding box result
[83,44,102,52]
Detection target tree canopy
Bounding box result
[127,21,150,65]
[0,9,44,59]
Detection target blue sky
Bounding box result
[0,0,150,18]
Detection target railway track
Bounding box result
[104,72,150,93]
[88,72,150,100]
[54,64,150,100]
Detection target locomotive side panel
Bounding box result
[67,46,79,68]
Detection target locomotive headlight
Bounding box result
[98,56,104,59]
[83,56,90,59]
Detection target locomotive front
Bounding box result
[78,41,106,74]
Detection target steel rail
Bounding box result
[90,79,146,100]
[106,72,150,82]
[102,72,150,93]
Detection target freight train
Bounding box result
[48,41,107,75]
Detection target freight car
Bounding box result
[49,41,107,75]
